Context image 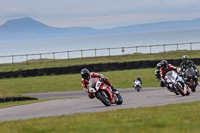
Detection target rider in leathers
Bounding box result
[81,68,119,99]
[180,55,200,86]
[160,60,178,87]
[133,77,142,86]
[155,62,162,81]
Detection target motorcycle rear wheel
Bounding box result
[97,91,111,106]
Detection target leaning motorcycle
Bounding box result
[88,78,123,106]
[183,68,198,92]
[133,80,142,92]
[165,71,190,96]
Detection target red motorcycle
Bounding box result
[88,78,123,106]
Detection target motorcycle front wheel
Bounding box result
[116,94,123,105]
[175,82,186,96]
[189,80,196,92]
[97,91,111,106]
[135,86,141,92]
[185,89,190,96]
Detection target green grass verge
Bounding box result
[0,68,161,95]
[0,101,199,133]
[0,88,22,98]
[1,66,200,96]
[1,50,200,71]
[0,97,77,109]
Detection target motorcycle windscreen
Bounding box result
[135,80,140,83]
[165,71,177,83]
[89,78,98,88]
[166,71,173,78]
[185,68,195,77]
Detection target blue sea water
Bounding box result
[0,29,200,63]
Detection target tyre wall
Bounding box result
[0,58,200,79]
[0,96,38,103]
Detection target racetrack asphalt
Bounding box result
[0,86,200,122]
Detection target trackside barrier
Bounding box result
[0,97,38,103]
[0,58,200,79]
[0,42,199,64]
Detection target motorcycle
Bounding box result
[183,68,198,92]
[88,78,123,106]
[165,71,190,96]
[133,80,142,92]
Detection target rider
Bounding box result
[180,55,200,85]
[133,77,142,85]
[155,62,162,81]
[160,60,178,87]
[81,68,119,99]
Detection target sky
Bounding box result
[0,0,200,29]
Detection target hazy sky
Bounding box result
[0,0,200,29]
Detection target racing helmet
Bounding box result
[136,77,141,81]
[81,68,90,80]
[160,60,168,70]
[182,55,189,63]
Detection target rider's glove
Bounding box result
[195,69,198,73]
[85,88,89,93]
[182,72,185,76]
[88,88,95,93]
[195,69,199,76]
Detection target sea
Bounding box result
[0,29,200,64]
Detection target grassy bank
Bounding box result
[0,50,200,72]
[0,88,22,98]
[1,66,200,95]
[0,97,77,109]
[0,68,161,94]
[0,101,199,133]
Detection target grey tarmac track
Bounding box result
[0,87,200,122]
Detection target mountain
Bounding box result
[0,17,54,32]
[0,17,200,41]
[0,17,96,41]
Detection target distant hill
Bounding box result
[0,17,200,41]
[0,17,96,41]
[105,18,200,33]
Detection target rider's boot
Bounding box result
[197,79,200,86]
[111,85,119,95]
[195,77,200,86]
[175,90,179,95]
[197,81,200,86]
[175,92,179,95]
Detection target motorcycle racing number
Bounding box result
[96,82,101,89]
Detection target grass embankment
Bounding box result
[0,50,200,72]
[0,68,165,94]
[0,101,199,133]
[0,97,77,109]
[1,66,200,95]
[0,88,22,98]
